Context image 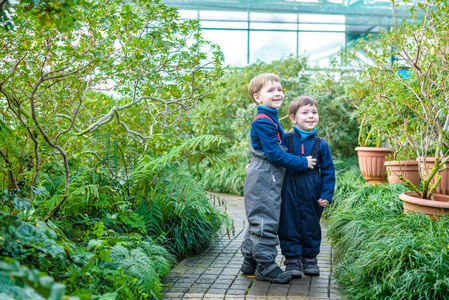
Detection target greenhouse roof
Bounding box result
[161,0,427,67]
[162,0,425,26]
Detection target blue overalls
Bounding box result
[278,129,334,259]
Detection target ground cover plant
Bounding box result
[326,164,449,299]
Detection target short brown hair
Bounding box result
[248,73,281,104]
[288,96,318,116]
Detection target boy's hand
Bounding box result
[318,198,330,207]
[306,156,317,169]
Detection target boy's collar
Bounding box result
[294,126,317,136]
[257,105,279,113]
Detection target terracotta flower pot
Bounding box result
[419,156,449,195]
[399,191,449,220]
[355,147,392,183]
[384,160,420,186]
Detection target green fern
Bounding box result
[110,240,173,300]
[132,134,231,182]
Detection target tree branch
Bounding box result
[0,148,19,191]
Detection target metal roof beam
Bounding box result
[161,0,417,18]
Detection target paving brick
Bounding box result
[196,275,218,283]
[229,283,251,291]
[193,283,213,289]
[310,278,329,285]
[246,280,270,296]
[245,296,267,300]
[291,279,311,287]
[213,278,235,285]
[185,287,207,295]
[226,288,247,296]
[232,276,253,285]
[216,274,238,280]
[165,287,188,294]
[230,295,253,299]
[309,290,330,298]
[182,293,205,298]
[168,281,191,288]
[209,283,230,290]
[287,287,309,297]
[267,284,289,296]
[163,292,185,298]
[203,296,225,300]
[206,288,228,294]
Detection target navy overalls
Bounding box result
[278,127,335,259]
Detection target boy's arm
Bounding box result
[319,140,336,203]
[253,119,310,171]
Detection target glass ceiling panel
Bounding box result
[250,12,298,23]
[201,29,248,67]
[199,10,248,21]
[300,23,345,31]
[250,22,297,30]
[298,14,345,24]
[178,10,198,19]
[250,31,297,64]
[200,21,248,29]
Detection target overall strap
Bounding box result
[312,136,321,157]
[253,114,281,142]
[287,131,294,153]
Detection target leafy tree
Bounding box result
[0,0,82,31]
[0,0,224,219]
[301,68,362,157]
[185,56,309,143]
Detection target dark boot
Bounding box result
[255,262,292,284]
[240,256,257,275]
[302,257,320,276]
[284,258,302,278]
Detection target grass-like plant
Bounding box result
[327,166,449,299]
[132,134,233,258]
[200,161,246,196]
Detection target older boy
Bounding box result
[240,74,316,284]
[279,96,335,278]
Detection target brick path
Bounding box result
[161,193,343,299]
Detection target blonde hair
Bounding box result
[248,73,281,104]
[288,96,318,116]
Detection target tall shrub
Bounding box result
[0,0,223,219]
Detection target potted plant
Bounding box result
[347,0,449,218]
[353,97,392,184]
[383,123,420,186]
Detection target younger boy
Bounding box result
[240,74,316,284]
[278,96,335,278]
